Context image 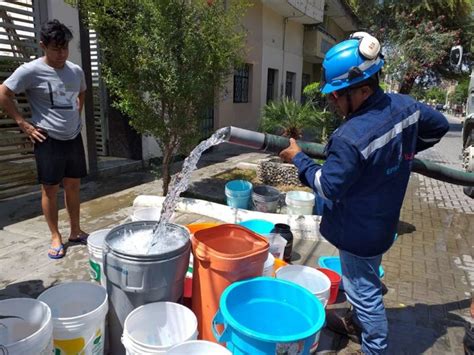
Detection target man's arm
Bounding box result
[280,137,363,201]
[416,103,450,153]
[0,84,46,143]
[77,90,85,115]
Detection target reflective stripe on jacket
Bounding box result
[292,88,449,256]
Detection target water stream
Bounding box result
[148,127,229,251]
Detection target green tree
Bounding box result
[425,87,446,103]
[74,0,249,194]
[450,77,470,105]
[348,0,473,94]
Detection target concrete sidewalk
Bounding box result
[0,143,473,354]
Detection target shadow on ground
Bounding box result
[0,280,51,299]
[322,298,472,354]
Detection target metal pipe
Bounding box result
[223,126,474,186]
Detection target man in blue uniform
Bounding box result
[280,33,449,354]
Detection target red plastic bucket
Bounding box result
[317,267,341,305]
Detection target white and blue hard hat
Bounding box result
[321,32,384,94]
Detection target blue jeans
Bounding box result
[340,249,388,354]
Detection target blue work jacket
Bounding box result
[292,88,449,257]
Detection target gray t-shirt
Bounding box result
[3,58,86,140]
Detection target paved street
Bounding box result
[0,119,472,354]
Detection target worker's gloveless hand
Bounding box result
[279,138,302,163]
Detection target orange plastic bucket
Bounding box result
[191,224,269,342]
[184,223,221,298]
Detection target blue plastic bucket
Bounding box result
[238,219,275,236]
[225,180,252,209]
[212,277,325,355]
[318,256,385,279]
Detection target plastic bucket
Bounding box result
[318,256,385,278]
[225,180,252,209]
[275,265,331,308]
[184,222,221,299]
[192,224,269,342]
[212,277,325,355]
[38,281,108,355]
[316,267,341,305]
[87,228,111,287]
[238,219,274,236]
[252,185,280,213]
[131,207,162,221]
[0,298,53,354]
[285,191,315,215]
[262,253,275,277]
[104,221,191,354]
[168,340,231,354]
[121,302,197,354]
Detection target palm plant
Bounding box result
[260,97,321,139]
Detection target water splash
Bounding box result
[149,127,229,249]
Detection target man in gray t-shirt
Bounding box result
[0,19,88,259]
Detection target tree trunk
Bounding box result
[399,75,416,94]
[161,149,172,196]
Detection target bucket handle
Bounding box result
[211,308,229,343]
[194,248,211,262]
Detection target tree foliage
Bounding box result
[348,0,473,93]
[74,0,249,194]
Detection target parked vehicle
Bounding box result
[462,74,474,197]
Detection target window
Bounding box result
[233,64,250,103]
[285,71,296,98]
[266,68,277,104]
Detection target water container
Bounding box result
[168,340,231,354]
[0,298,53,355]
[131,207,162,221]
[191,224,269,342]
[317,267,341,305]
[270,223,294,262]
[212,277,325,354]
[238,219,274,236]
[104,221,191,354]
[121,302,197,354]
[87,228,111,287]
[262,253,275,277]
[275,265,331,308]
[184,222,221,299]
[285,191,315,215]
[252,185,280,213]
[225,180,252,209]
[318,256,385,279]
[38,282,108,355]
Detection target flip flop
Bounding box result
[48,244,65,259]
[68,232,89,245]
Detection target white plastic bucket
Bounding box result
[167,340,231,354]
[38,282,108,355]
[87,228,111,287]
[121,302,198,354]
[0,298,53,354]
[131,207,162,221]
[285,191,315,216]
[275,265,331,307]
[262,252,275,277]
[264,233,287,259]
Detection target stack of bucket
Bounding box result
[251,185,281,213]
[87,228,111,287]
[225,180,253,209]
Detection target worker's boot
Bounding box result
[326,309,362,344]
